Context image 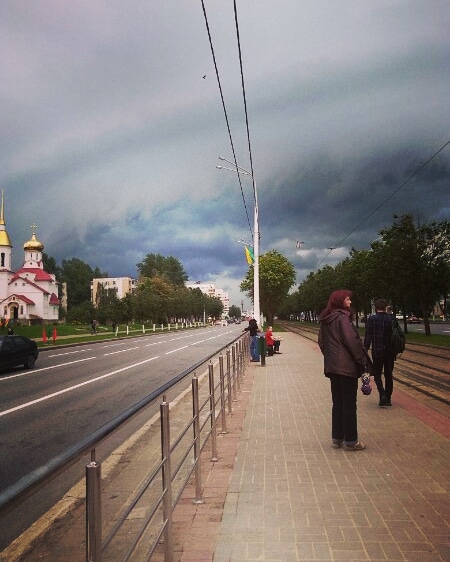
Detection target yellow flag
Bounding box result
[244,246,254,264]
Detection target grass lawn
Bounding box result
[274,321,450,348]
[0,322,179,347]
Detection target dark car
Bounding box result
[0,335,39,371]
[407,316,421,324]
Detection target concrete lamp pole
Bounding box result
[216,157,261,328]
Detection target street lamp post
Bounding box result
[216,157,261,328]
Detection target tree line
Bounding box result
[43,215,449,334]
[279,215,450,336]
[43,253,224,326]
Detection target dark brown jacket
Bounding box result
[318,309,367,378]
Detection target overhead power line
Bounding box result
[200,0,253,242]
[232,0,257,206]
[319,139,450,266]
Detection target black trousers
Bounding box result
[372,350,394,399]
[329,374,358,445]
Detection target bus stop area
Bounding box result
[3,332,449,562]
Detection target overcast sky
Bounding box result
[2,1,449,309]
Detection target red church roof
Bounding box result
[1,293,35,305]
[49,293,60,305]
[9,274,50,295]
[15,267,54,282]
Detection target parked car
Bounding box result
[407,316,421,324]
[0,335,39,371]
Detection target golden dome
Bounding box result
[0,191,12,247]
[24,232,44,252]
[0,230,12,247]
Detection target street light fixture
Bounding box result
[217,156,261,327]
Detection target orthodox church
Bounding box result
[0,192,60,324]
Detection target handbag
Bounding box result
[360,372,372,395]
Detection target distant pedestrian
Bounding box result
[243,318,260,362]
[364,298,395,407]
[318,289,368,451]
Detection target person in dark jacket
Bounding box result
[243,318,260,362]
[364,298,394,407]
[318,289,368,451]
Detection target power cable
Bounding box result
[200,0,254,242]
[319,139,450,265]
[233,0,257,206]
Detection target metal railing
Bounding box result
[0,334,249,561]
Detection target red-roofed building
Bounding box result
[0,192,60,323]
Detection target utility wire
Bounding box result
[319,139,450,265]
[233,0,257,206]
[200,0,253,242]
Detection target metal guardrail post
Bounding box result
[86,461,102,562]
[231,346,237,402]
[208,363,219,461]
[232,345,240,391]
[239,339,244,383]
[219,355,228,434]
[192,376,204,504]
[226,349,233,412]
[160,398,174,562]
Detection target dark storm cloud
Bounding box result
[1,1,449,306]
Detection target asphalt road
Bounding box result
[403,321,450,335]
[0,324,244,549]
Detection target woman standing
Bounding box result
[318,290,368,451]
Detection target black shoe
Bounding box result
[386,399,392,406]
[379,394,387,407]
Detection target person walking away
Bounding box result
[364,298,395,407]
[318,290,368,451]
[243,318,260,362]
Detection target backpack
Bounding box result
[390,318,405,356]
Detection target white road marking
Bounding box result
[0,358,96,381]
[165,346,188,355]
[47,349,93,357]
[0,356,159,418]
[104,347,139,356]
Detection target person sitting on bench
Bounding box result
[266,326,281,355]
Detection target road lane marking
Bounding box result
[0,358,96,381]
[0,356,159,418]
[47,349,93,358]
[104,347,140,356]
[165,346,188,355]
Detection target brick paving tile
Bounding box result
[3,332,449,562]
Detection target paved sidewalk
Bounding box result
[4,332,449,561]
[176,332,449,562]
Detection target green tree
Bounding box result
[42,252,61,279]
[188,287,207,321]
[137,253,188,286]
[240,249,296,325]
[95,284,121,325]
[335,249,374,323]
[372,215,450,335]
[65,301,95,324]
[229,304,241,319]
[60,258,107,309]
[205,296,223,320]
